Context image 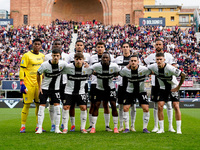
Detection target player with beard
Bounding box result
[148,53,185,134]
[115,42,136,132]
[144,39,175,133]
[120,54,151,133]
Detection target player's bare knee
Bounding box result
[63,105,70,110]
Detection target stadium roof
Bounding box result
[144,5,181,9]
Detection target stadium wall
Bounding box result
[10,0,144,27]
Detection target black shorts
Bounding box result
[151,86,160,102]
[60,84,66,101]
[89,84,97,102]
[96,89,116,102]
[63,94,87,106]
[39,89,60,105]
[124,92,149,106]
[158,89,180,102]
[117,86,126,104]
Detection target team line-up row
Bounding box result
[19,39,185,134]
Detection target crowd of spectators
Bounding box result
[1,19,200,83]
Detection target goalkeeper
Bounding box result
[19,38,45,133]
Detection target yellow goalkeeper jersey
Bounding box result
[20,50,45,87]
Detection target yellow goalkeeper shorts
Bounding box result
[23,85,39,104]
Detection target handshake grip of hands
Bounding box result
[20,81,27,94]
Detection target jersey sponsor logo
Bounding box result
[175,69,179,75]
[32,64,41,66]
[102,70,109,73]
[11,81,18,90]
[22,60,24,64]
[75,71,82,74]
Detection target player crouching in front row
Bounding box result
[36,49,68,134]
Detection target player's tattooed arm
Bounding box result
[171,72,186,92]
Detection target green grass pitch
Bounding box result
[0,108,200,150]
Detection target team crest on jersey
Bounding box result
[22,60,24,64]
[25,97,28,101]
[140,72,142,76]
[110,69,113,73]
[60,67,63,70]
[83,71,86,75]
[166,73,168,76]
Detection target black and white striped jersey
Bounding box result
[144,52,175,86]
[44,52,69,84]
[37,60,68,90]
[119,65,151,93]
[148,63,181,90]
[68,52,90,63]
[89,54,115,84]
[63,63,92,95]
[90,62,120,91]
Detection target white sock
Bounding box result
[89,113,93,126]
[61,108,64,125]
[131,104,136,127]
[176,120,181,132]
[21,124,25,127]
[159,120,164,131]
[92,116,97,128]
[166,101,173,129]
[62,109,69,130]
[123,112,129,129]
[154,102,158,128]
[80,110,87,130]
[113,116,118,128]
[104,113,110,127]
[143,112,150,129]
[119,104,124,127]
[38,106,45,128]
[70,117,75,126]
[54,105,61,130]
[49,105,54,125]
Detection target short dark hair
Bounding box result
[53,39,61,45]
[33,38,42,44]
[76,40,84,45]
[121,42,130,48]
[130,53,139,59]
[96,41,105,48]
[52,48,61,55]
[156,52,164,57]
[155,38,163,43]
[74,52,84,59]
